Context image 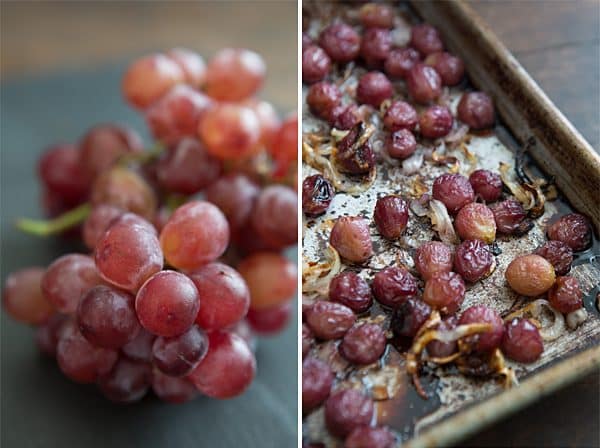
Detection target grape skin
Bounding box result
[3,268,55,325]
[152,325,209,376]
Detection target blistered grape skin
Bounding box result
[391,298,432,338]
[307,82,342,121]
[160,201,229,271]
[95,219,163,292]
[303,45,331,84]
[83,204,124,250]
[152,369,199,403]
[505,254,556,297]
[372,266,418,308]
[190,262,250,331]
[188,331,256,399]
[546,213,592,252]
[246,302,292,335]
[491,199,527,234]
[121,329,155,363]
[35,314,66,356]
[457,92,495,129]
[374,195,409,240]
[548,276,583,313]
[319,23,361,63]
[423,272,465,315]
[3,268,54,325]
[302,357,334,414]
[98,357,152,403]
[386,129,417,160]
[329,272,373,313]
[410,24,444,55]
[419,105,453,139]
[251,185,298,249]
[204,48,266,102]
[42,254,101,314]
[424,52,465,86]
[455,203,497,243]
[384,47,421,79]
[325,389,374,438]
[122,53,184,109]
[407,63,442,104]
[501,318,543,363]
[360,4,394,28]
[383,100,418,132]
[360,28,392,68]
[454,240,495,283]
[356,71,393,107]
[167,47,206,88]
[305,301,356,340]
[152,325,209,376]
[339,323,386,365]
[432,173,475,214]
[459,305,504,353]
[427,315,458,358]
[330,216,373,263]
[534,240,573,276]
[302,174,335,217]
[302,324,313,358]
[37,144,89,206]
[469,169,503,202]
[135,270,200,338]
[345,426,396,448]
[415,241,454,280]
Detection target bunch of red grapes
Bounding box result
[2,47,298,404]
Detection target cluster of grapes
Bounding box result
[3,46,298,404]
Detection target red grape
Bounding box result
[359,3,394,28]
[251,185,298,249]
[547,213,592,252]
[372,266,418,308]
[505,254,555,297]
[424,52,464,86]
[383,100,418,132]
[427,315,458,357]
[167,47,206,88]
[386,129,417,160]
[3,267,54,325]
[374,195,409,239]
[246,302,292,335]
[245,99,281,149]
[121,329,155,363]
[335,124,375,174]
[345,426,396,448]
[339,323,386,365]
[325,389,374,438]
[468,169,503,202]
[534,240,573,276]
[306,82,342,121]
[37,143,89,206]
[459,305,504,353]
[360,28,392,68]
[410,24,444,55]
[454,202,496,243]
[302,174,335,216]
[423,271,465,315]
[548,276,582,313]
[415,241,454,280]
[384,47,420,79]
[491,199,527,234]
[501,318,543,363]
[303,45,331,84]
[82,204,124,250]
[356,71,393,107]
[406,63,442,104]
[330,216,373,263]
[35,314,66,356]
[98,357,152,403]
[457,92,495,129]
[152,369,198,403]
[391,298,432,338]
[152,325,208,376]
[432,173,474,214]
[305,301,356,340]
[319,23,361,63]
[329,271,373,313]
[269,113,298,174]
[419,105,453,139]
[302,356,334,413]
[205,48,266,101]
[454,239,495,283]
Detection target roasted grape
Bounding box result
[548,276,582,313]
[415,241,454,280]
[454,203,496,243]
[307,82,342,120]
[331,104,360,130]
[372,266,418,308]
[457,92,495,130]
[505,254,555,297]
[432,173,474,214]
[305,301,356,340]
[491,199,528,235]
[360,28,392,68]
[302,174,335,216]
[419,105,453,139]
[356,71,393,107]
[383,100,418,132]
[319,23,361,63]
[339,323,386,365]
[303,45,331,84]
[325,389,374,438]
[454,239,495,283]
[407,63,442,104]
[330,216,373,263]
[303,357,334,414]
[459,305,504,353]
[384,47,420,79]
[391,298,431,338]
[329,271,373,313]
[345,426,396,448]
[373,195,409,239]
[334,124,376,174]
[410,24,444,55]
[386,129,417,160]
[534,240,573,276]
[424,52,464,86]
[423,271,465,315]
[501,318,543,363]
[547,213,592,252]
[359,3,394,28]
[468,169,503,202]
[427,316,458,358]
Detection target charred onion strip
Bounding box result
[499,162,546,217]
[302,244,342,297]
[428,199,459,245]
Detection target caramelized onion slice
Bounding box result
[302,244,342,297]
[428,199,459,245]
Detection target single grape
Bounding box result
[457,92,495,129]
[334,124,376,174]
[454,202,496,243]
[419,105,453,139]
[391,298,432,338]
[306,82,342,121]
[372,266,418,308]
[547,213,592,252]
[329,271,373,313]
[384,47,420,79]
[82,204,124,250]
[98,357,152,403]
[383,100,418,132]
[303,45,331,84]
[305,301,356,340]
[3,267,54,325]
[339,323,386,365]
[548,276,582,313]
[534,240,573,276]
[251,185,298,249]
[386,129,417,160]
[505,254,555,297]
[152,325,208,376]
[319,23,361,63]
[205,48,266,101]
[359,3,394,28]
[374,195,409,240]
[345,426,396,448]
[423,271,465,315]
[491,199,527,234]
[330,216,373,263]
[501,318,543,363]
[325,389,374,438]
[432,173,475,214]
[453,239,495,283]
[302,357,334,413]
[406,63,442,104]
[424,52,464,86]
[37,143,89,206]
[459,305,504,353]
[166,47,206,88]
[469,169,503,202]
[152,369,198,403]
[415,241,454,280]
[427,315,458,358]
[356,71,393,107]
[121,328,155,363]
[246,302,292,335]
[360,28,392,68]
[410,24,444,55]
[302,174,335,217]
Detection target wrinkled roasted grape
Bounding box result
[145,85,212,146]
[505,254,555,297]
[548,276,582,313]
[423,271,465,315]
[98,357,152,403]
[302,174,335,216]
[302,324,313,358]
[330,216,373,263]
[156,138,221,194]
[82,204,124,250]
[331,104,360,130]
[166,47,206,88]
[356,71,392,107]
[360,3,394,28]
[302,357,334,413]
[245,99,281,149]
[303,45,331,84]
[56,320,118,383]
[491,199,527,234]
[37,144,89,206]
[385,129,417,160]
[384,47,420,79]
[415,241,454,280]
[459,305,504,353]
[77,285,140,349]
[121,329,155,363]
[334,123,376,174]
[247,302,292,335]
[251,185,297,249]
[305,301,356,340]
[160,201,229,270]
[238,252,297,310]
[432,173,475,214]
[135,270,200,337]
[383,100,418,132]
[372,266,418,308]
[319,23,361,63]
[360,28,392,68]
[307,82,342,121]
[411,23,444,55]
[345,426,396,448]
[90,167,157,219]
[534,240,573,276]
[152,369,198,403]
[501,318,543,363]
[96,216,163,291]
[374,195,409,240]
[419,105,453,139]
[204,48,265,101]
[547,213,592,252]
[325,389,374,438]
[427,315,458,358]
[455,203,496,243]
[190,262,250,330]
[3,268,54,325]
[199,103,260,160]
[457,92,495,129]
[329,271,373,313]
[152,325,208,376]
[122,53,184,109]
[424,52,464,86]
[454,239,495,283]
[42,254,101,313]
[406,63,442,104]
[35,314,66,356]
[339,323,386,365]
[188,330,256,399]
[468,169,503,202]
[391,298,431,338]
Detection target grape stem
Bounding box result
[16,203,91,237]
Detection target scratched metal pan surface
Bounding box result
[301,1,600,447]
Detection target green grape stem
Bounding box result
[16,202,91,237]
